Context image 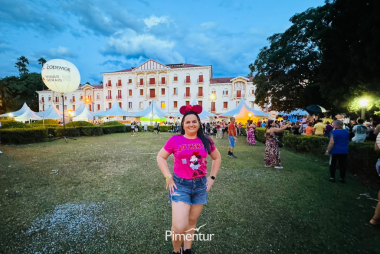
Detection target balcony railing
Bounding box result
[39,100,45,104]
[197,92,203,98]
[70,99,76,103]
[116,83,122,87]
[147,94,156,99]
[116,96,122,100]
[148,81,156,86]
[106,83,112,88]
[197,78,204,84]
[106,96,112,100]
[159,81,166,86]
[184,79,191,85]
[184,93,191,98]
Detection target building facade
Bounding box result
[37,59,262,115]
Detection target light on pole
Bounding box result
[248,112,252,121]
[359,99,368,119]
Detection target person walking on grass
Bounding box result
[157,104,221,254]
[325,120,349,183]
[246,120,256,145]
[370,132,380,227]
[131,122,135,137]
[228,117,237,158]
[264,120,291,169]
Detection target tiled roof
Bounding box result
[210,76,254,84]
[167,63,203,69]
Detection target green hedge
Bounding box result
[283,131,329,155]
[102,126,126,134]
[1,121,30,129]
[55,127,80,137]
[32,119,59,125]
[79,126,103,136]
[65,121,95,127]
[0,128,48,144]
[255,127,266,143]
[100,121,125,127]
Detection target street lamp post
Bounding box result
[359,99,368,120]
[248,112,252,121]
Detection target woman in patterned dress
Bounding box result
[264,120,291,169]
[246,120,256,145]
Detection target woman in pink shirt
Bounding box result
[157,105,221,254]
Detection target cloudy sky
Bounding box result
[0,0,325,84]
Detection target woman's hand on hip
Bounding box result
[166,178,177,193]
[206,177,214,192]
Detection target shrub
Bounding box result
[100,121,125,127]
[282,131,329,155]
[0,128,48,144]
[159,125,169,132]
[55,127,80,137]
[79,126,103,136]
[1,121,30,129]
[65,121,95,127]
[102,126,126,134]
[32,119,59,125]
[255,127,266,143]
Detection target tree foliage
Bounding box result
[38,57,47,66]
[15,56,29,75]
[252,0,380,114]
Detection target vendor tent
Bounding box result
[94,101,133,117]
[73,106,95,121]
[131,100,168,121]
[71,103,86,117]
[170,99,215,120]
[220,98,267,119]
[35,102,62,120]
[14,106,41,121]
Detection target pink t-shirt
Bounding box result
[164,135,216,179]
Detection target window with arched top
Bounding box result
[223,88,228,96]
[118,78,122,86]
[107,79,111,87]
[173,74,178,82]
[185,74,191,83]
[97,93,100,100]
[211,89,216,95]
[198,72,203,83]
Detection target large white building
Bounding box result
[37,59,262,116]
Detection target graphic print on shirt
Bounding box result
[189,151,204,177]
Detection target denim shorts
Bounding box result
[228,136,235,147]
[168,174,208,205]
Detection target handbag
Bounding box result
[277,140,284,148]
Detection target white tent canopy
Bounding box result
[35,102,62,120]
[73,106,95,121]
[71,103,86,117]
[0,102,31,117]
[170,99,215,120]
[94,101,133,117]
[131,100,168,118]
[14,105,41,121]
[220,98,268,118]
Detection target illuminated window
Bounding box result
[161,101,165,108]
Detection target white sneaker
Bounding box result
[0,151,2,154]
[264,165,272,167]
[274,166,283,169]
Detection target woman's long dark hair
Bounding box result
[180,111,213,154]
[265,120,274,134]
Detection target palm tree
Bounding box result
[15,56,29,75]
[38,57,47,67]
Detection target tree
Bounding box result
[38,57,47,67]
[252,4,332,112]
[251,0,380,114]
[15,56,29,75]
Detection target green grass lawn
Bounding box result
[0,133,379,254]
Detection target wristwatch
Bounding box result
[210,176,216,180]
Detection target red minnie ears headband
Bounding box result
[179,104,203,115]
